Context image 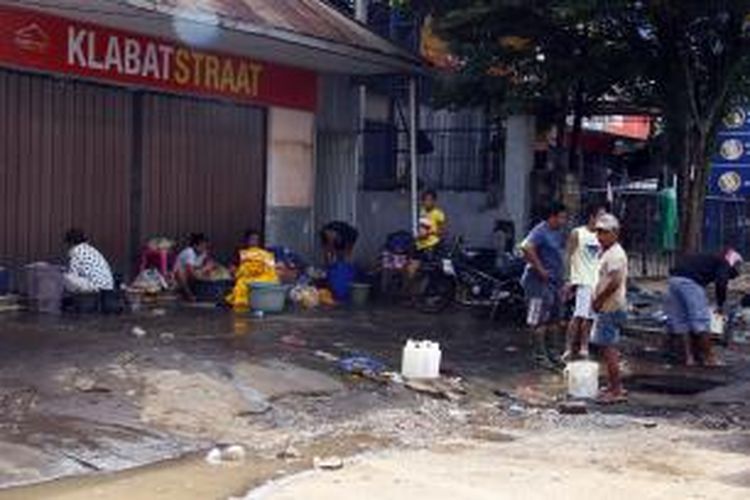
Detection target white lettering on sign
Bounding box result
[87,31,104,70]
[64,26,265,97]
[67,26,86,66]
[123,38,141,75]
[104,35,123,72]
[142,42,160,79]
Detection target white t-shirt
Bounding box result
[174,247,206,274]
[569,226,600,287]
[595,242,628,312]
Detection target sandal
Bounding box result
[597,390,628,405]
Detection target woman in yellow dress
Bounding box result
[226,230,279,310]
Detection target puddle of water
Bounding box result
[0,434,389,500]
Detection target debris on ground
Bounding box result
[277,445,302,461]
[159,332,176,342]
[558,401,588,415]
[313,456,344,471]
[205,444,247,465]
[73,375,110,393]
[337,355,386,378]
[131,326,148,338]
[280,334,307,348]
[313,350,339,362]
[404,377,466,401]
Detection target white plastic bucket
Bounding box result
[564,360,599,399]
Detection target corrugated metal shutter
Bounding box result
[141,94,265,262]
[0,69,132,271]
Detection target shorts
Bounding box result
[572,285,594,320]
[591,310,627,346]
[525,284,563,327]
[665,277,711,335]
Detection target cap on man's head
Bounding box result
[595,213,620,232]
[725,248,744,268]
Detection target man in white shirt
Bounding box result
[591,214,629,404]
[563,203,606,361]
[63,229,115,293]
[173,233,211,301]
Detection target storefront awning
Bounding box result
[4,0,424,76]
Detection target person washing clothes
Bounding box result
[226,229,279,310]
[63,228,115,294]
[665,248,743,366]
[173,233,214,301]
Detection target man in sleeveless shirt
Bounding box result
[563,203,607,361]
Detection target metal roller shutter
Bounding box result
[140,94,266,262]
[0,69,132,272]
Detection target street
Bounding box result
[0,304,749,499]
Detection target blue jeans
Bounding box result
[591,310,627,346]
[665,277,711,335]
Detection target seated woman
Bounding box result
[173,233,213,301]
[226,229,279,310]
[63,228,115,294]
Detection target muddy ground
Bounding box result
[1,304,749,499]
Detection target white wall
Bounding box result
[355,190,506,264]
[265,107,316,254]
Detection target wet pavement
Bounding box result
[1,303,750,496]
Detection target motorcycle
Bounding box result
[411,237,526,320]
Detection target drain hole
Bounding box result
[625,375,724,395]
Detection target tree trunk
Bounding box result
[568,82,585,178]
[678,130,708,254]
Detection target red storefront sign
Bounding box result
[0,5,317,111]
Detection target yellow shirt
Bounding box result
[417,207,446,250]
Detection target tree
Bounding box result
[613,1,750,252]
[425,0,636,175]
[426,0,750,253]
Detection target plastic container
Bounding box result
[192,279,233,303]
[351,283,371,307]
[564,360,599,399]
[68,293,100,314]
[26,263,64,314]
[0,266,10,295]
[710,311,726,335]
[250,283,289,313]
[401,340,442,379]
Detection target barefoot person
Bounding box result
[665,248,742,366]
[521,202,568,368]
[563,203,606,361]
[591,214,629,403]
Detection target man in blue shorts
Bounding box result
[521,202,568,368]
[589,214,629,403]
[666,248,742,366]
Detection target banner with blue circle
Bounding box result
[710,107,750,196]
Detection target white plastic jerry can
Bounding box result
[401,340,442,379]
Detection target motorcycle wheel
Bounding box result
[413,272,455,314]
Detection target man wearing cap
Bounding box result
[591,214,629,403]
[665,248,743,366]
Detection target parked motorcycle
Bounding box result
[411,237,526,320]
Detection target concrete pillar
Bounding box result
[504,115,536,237]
